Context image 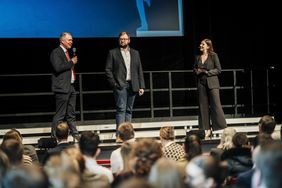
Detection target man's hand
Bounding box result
[71,56,78,64]
[139,89,144,96]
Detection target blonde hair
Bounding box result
[217,127,236,150]
[160,126,175,140]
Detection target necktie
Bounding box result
[65,51,76,81]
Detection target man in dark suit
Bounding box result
[50,32,79,141]
[43,122,75,164]
[105,32,145,135]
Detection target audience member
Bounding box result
[185,155,227,188]
[43,153,81,188]
[110,122,135,175]
[2,165,49,188]
[131,138,162,178]
[112,141,134,188]
[221,132,253,184]
[79,131,114,183]
[63,147,110,188]
[159,126,186,161]
[258,115,276,135]
[2,128,39,165]
[0,139,32,167]
[0,150,10,180]
[210,127,236,161]
[252,141,282,188]
[148,157,185,188]
[116,177,154,188]
[43,121,75,164]
[236,133,273,188]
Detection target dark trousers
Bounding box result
[52,85,78,136]
[114,82,137,129]
[198,82,227,131]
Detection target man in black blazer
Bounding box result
[105,32,145,134]
[50,32,79,141]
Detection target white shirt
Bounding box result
[84,156,114,183]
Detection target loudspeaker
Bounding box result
[186,129,205,140]
[38,137,57,149]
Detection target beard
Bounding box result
[120,44,128,49]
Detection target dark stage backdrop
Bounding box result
[0,0,271,124]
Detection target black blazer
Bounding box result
[194,52,222,89]
[105,47,145,92]
[50,46,74,93]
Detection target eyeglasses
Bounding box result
[119,38,129,41]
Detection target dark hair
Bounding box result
[184,134,202,160]
[259,115,276,134]
[55,122,69,140]
[232,132,249,148]
[0,139,23,165]
[3,129,23,143]
[79,131,100,157]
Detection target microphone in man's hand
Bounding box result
[72,47,77,56]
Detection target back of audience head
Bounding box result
[253,141,282,188]
[55,121,69,140]
[186,155,226,188]
[0,139,23,166]
[259,115,276,135]
[117,122,135,141]
[132,138,163,178]
[2,128,23,143]
[184,134,202,161]
[148,158,184,188]
[79,131,100,157]
[117,177,154,188]
[160,126,175,141]
[62,147,85,174]
[2,165,49,188]
[0,150,10,179]
[44,153,81,188]
[120,141,133,172]
[232,132,250,148]
[217,127,236,150]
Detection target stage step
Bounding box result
[1,117,280,148]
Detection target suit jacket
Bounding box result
[50,46,74,93]
[194,52,222,89]
[105,47,145,92]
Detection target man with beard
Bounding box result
[105,32,145,140]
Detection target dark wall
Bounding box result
[0,0,266,75]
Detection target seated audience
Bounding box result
[252,141,282,188]
[1,139,32,167]
[131,138,163,179]
[112,141,134,188]
[110,122,135,175]
[185,155,227,188]
[2,165,49,188]
[79,131,114,183]
[43,121,75,164]
[159,126,186,162]
[221,132,253,184]
[148,157,185,188]
[2,128,39,165]
[210,127,236,161]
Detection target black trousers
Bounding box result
[52,85,78,136]
[198,82,227,131]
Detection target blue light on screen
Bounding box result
[0,0,183,38]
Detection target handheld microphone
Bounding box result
[72,47,77,56]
